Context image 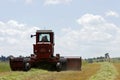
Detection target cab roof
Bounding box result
[37,30,53,33]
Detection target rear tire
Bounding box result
[56,62,62,72]
[24,62,31,71]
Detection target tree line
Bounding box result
[85,53,110,63]
[0,55,9,62]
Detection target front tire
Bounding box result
[24,62,31,71]
[56,62,62,72]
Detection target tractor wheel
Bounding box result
[24,62,31,71]
[56,62,62,72]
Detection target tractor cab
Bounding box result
[33,30,55,60]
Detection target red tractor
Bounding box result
[9,30,82,71]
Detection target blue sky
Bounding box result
[0,0,120,58]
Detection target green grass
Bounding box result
[0,62,100,80]
[82,59,88,66]
[0,61,118,80]
[2,61,118,80]
[0,69,48,80]
[113,63,120,80]
[89,62,118,80]
[0,62,11,72]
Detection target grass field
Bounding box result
[89,62,118,80]
[0,62,100,80]
[113,63,120,80]
[0,62,120,80]
[0,62,10,72]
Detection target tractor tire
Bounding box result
[24,62,31,71]
[56,62,62,72]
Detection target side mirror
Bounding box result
[31,35,36,38]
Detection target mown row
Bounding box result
[89,62,118,80]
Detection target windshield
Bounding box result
[39,34,50,42]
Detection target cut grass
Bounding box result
[24,63,100,80]
[113,63,120,80]
[89,62,118,80]
[0,69,48,80]
[0,63,100,80]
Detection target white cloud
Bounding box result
[44,0,72,5]
[77,14,105,26]
[55,13,120,58]
[77,14,119,42]
[0,20,39,56]
[105,10,119,17]
[25,0,34,4]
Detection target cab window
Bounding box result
[39,34,50,42]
